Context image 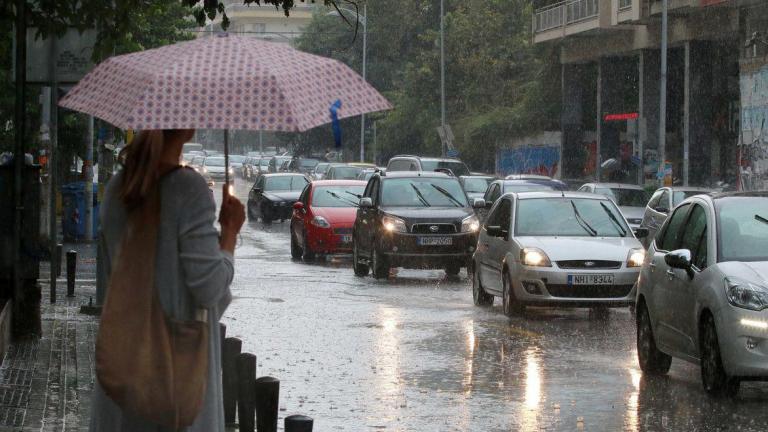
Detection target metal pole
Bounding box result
[372,121,377,165]
[359,4,367,162]
[440,0,446,157]
[658,0,668,186]
[13,0,27,315]
[49,37,58,303]
[84,115,94,242]
[224,129,230,187]
[259,130,264,156]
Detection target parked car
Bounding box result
[202,156,235,184]
[459,175,495,201]
[290,180,367,260]
[247,173,309,223]
[312,162,331,180]
[638,186,713,248]
[472,191,646,315]
[326,164,364,180]
[635,192,768,396]
[386,155,471,177]
[351,171,485,279]
[578,183,650,229]
[483,178,567,207]
[269,155,293,173]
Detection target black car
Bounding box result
[459,175,495,201]
[352,171,485,279]
[247,173,309,223]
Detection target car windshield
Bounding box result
[463,178,493,193]
[205,157,225,167]
[332,166,363,179]
[381,178,468,207]
[595,187,649,207]
[515,197,630,237]
[265,176,307,191]
[312,186,366,207]
[230,156,245,163]
[717,197,768,262]
[673,190,707,206]
[504,182,561,193]
[419,160,470,177]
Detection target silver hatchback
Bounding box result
[636,192,768,396]
[472,192,646,315]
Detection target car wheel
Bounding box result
[371,246,389,280]
[261,204,272,224]
[445,262,461,277]
[636,302,672,375]
[302,231,316,261]
[502,271,524,316]
[290,231,303,260]
[700,314,740,396]
[472,262,494,307]
[247,204,256,221]
[352,241,369,277]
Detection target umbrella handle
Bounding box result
[224,129,230,187]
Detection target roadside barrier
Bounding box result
[66,250,76,297]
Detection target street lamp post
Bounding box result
[440,0,446,157]
[328,6,368,162]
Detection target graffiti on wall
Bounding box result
[739,63,768,191]
[496,146,560,178]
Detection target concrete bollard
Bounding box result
[66,250,77,297]
[254,376,280,432]
[236,353,257,432]
[56,244,63,277]
[285,415,313,432]
[222,337,242,426]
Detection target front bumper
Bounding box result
[307,225,354,254]
[267,201,294,220]
[716,307,768,379]
[379,232,477,268]
[510,265,639,307]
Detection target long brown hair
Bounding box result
[118,130,173,210]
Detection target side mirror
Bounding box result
[472,198,486,209]
[633,227,649,238]
[665,249,694,279]
[293,202,304,211]
[253,187,262,194]
[485,225,507,238]
[359,197,373,208]
[485,200,493,209]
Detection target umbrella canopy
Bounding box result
[59,34,392,132]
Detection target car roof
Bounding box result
[460,175,494,179]
[585,182,645,190]
[311,180,367,186]
[262,173,307,177]
[390,155,463,162]
[381,171,453,179]
[657,186,713,192]
[711,191,768,200]
[513,191,610,200]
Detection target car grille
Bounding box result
[556,260,622,269]
[545,284,633,298]
[333,228,352,235]
[411,223,457,234]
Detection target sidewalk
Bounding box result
[0,243,98,432]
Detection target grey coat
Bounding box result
[90,167,233,432]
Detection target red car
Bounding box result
[290,180,367,260]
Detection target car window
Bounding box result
[380,178,468,207]
[657,191,670,210]
[311,185,366,207]
[716,196,768,262]
[484,183,499,202]
[371,178,380,205]
[462,177,493,194]
[658,203,691,251]
[388,160,409,171]
[265,176,307,191]
[578,185,591,192]
[679,205,708,269]
[487,198,511,230]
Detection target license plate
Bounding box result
[341,235,352,243]
[569,274,614,285]
[418,236,453,246]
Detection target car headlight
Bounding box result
[228,167,234,175]
[520,247,552,267]
[461,215,480,233]
[311,216,331,228]
[627,248,645,267]
[382,215,407,233]
[725,277,768,311]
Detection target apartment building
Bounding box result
[534,0,768,189]
[213,0,315,43]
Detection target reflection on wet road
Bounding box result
[218,183,768,431]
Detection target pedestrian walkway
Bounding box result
[0,242,98,432]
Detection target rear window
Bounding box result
[419,160,470,177]
[265,176,308,191]
[595,187,650,207]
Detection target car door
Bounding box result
[356,177,379,256]
[251,175,266,214]
[292,184,311,245]
[668,202,710,359]
[648,190,671,240]
[649,203,692,353]
[479,197,512,294]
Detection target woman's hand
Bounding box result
[219,184,245,253]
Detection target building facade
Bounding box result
[534,0,767,190]
[214,0,315,43]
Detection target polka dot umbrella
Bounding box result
[59,33,393,183]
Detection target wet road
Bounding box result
[218,182,768,431]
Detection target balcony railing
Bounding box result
[619,0,632,10]
[534,0,599,33]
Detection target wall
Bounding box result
[495,132,562,178]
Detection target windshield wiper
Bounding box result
[430,184,464,207]
[325,190,359,207]
[570,200,597,237]
[345,191,362,199]
[410,183,431,207]
[600,202,628,237]
[756,214,768,225]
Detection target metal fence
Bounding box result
[534,0,600,33]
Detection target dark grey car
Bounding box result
[639,186,712,248]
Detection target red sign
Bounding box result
[603,112,639,121]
